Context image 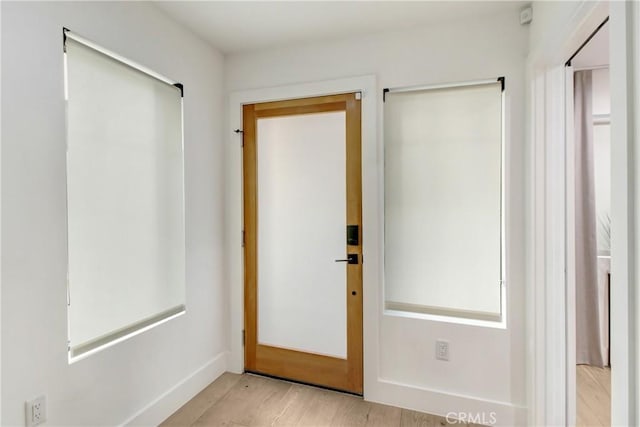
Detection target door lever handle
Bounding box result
[335,254,358,264]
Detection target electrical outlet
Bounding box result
[25,395,46,427]
[436,340,450,361]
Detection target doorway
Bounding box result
[242,93,363,394]
[566,18,612,427]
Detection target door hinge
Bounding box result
[355,91,362,100]
[242,329,245,346]
[242,230,246,247]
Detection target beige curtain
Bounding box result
[574,70,606,367]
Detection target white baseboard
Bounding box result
[365,378,526,427]
[121,351,228,427]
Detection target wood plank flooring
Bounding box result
[577,365,611,427]
[161,373,483,427]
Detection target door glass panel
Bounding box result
[257,111,347,359]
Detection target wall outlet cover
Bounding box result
[25,395,46,427]
[436,339,450,361]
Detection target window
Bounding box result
[383,79,505,322]
[64,29,185,361]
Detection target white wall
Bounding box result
[529,1,589,62]
[1,2,226,425]
[226,10,528,425]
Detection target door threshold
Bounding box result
[244,370,363,397]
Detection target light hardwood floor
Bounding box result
[161,373,483,427]
[577,365,611,427]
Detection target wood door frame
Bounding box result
[242,93,363,394]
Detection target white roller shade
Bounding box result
[65,34,185,359]
[384,81,503,320]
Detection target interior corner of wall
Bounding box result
[121,351,227,427]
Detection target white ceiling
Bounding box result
[571,21,609,68]
[154,1,524,55]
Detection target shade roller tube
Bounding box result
[63,28,183,94]
[383,79,504,321]
[65,31,186,361]
[383,77,505,101]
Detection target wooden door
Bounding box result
[243,93,363,394]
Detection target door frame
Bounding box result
[527,1,639,425]
[226,75,377,394]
